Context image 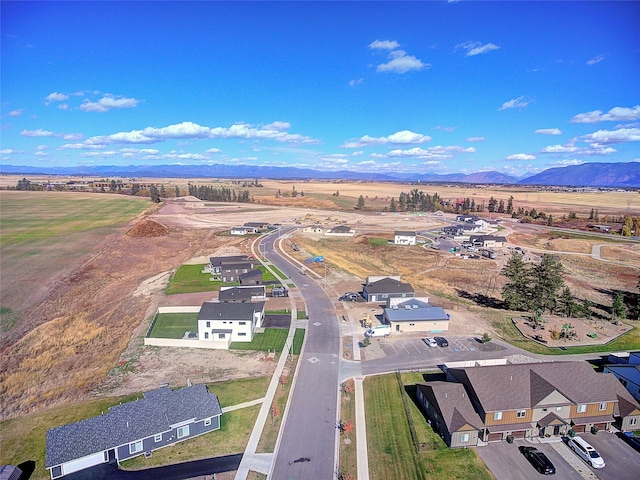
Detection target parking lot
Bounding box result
[576,431,640,480]
[377,335,506,358]
[476,440,584,480]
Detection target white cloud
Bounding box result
[505,153,536,161]
[499,96,531,110]
[44,92,69,105]
[466,136,485,142]
[369,39,400,50]
[36,145,48,151]
[62,133,83,140]
[587,54,605,66]
[34,151,48,156]
[548,159,584,166]
[8,109,23,116]
[58,104,69,111]
[0,149,18,154]
[456,41,500,56]
[382,145,476,159]
[80,94,140,112]
[540,144,579,153]
[205,148,221,154]
[434,125,457,132]
[341,130,431,148]
[21,128,54,137]
[377,49,429,74]
[81,121,317,146]
[581,127,640,144]
[570,105,640,123]
[535,128,562,135]
[349,78,363,87]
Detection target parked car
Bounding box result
[567,436,605,468]
[422,337,437,347]
[434,336,449,347]
[621,431,640,452]
[339,292,358,302]
[518,446,556,475]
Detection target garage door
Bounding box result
[511,430,526,439]
[488,432,503,442]
[572,424,586,433]
[62,451,106,475]
[594,423,607,431]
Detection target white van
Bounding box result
[364,325,391,338]
[567,436,605,468]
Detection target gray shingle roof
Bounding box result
[197,301,264,321]
[449,362,621,413]
[418,382,483,432]
[209,255,249,267]
[364,277,415,295]
[46,384,221,468]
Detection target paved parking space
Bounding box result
[377,335,504,358]
[572,432,640,480]
[476,440,584,480]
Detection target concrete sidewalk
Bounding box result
[354,376,370,480]
[233,307,299,480]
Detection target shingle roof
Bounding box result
[218,288,253,302]
[210,255,249,267]
[417,382,483,432]
[449,362,621,412]
[239,269,262,281]
[384,302,449,322]
[197,301,264,321]
[394,231,416,236]
[364,277,415,295]
[46,384,221,468]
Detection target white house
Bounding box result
[197,301,265,346]
[394,231,417,245]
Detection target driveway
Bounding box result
[569,432,640,480]
[476,440,583,480]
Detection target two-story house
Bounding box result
[362,277,415,303]
[416,361,640,447]
[197,301,265,347]
[394,231,417,245]
[209,255,255,282]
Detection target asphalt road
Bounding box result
[263,228,341,480]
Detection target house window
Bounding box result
[218,333,225,339]
[239,321,246,325]
[461,433,470,443]
[516,410,526,418]
[204,332,209,339]
[204,418,211,426]
[577,404,587,413]
[599,402,607,411]
[51,466,63,478]
[494,411,503,421]
[630,418,638,426]
[177,425,190,439]
[238,332,247,336]
[129,440,143,454]
[206,321,210,328]
[154,434,162,442]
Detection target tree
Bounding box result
[389,197,398,212]
[558,287,575,318]
[159,184,167,198]
[481,332,491,343]
[110,180,117,192]
[356,195,365,210]
[611,291,627,320]
[342,419,354,440]
[497,199,505,213]
[581,298,593,320]
[174,185,181,198]
[501,252,532,311]
[149,185,161,203]
[531,254,565,314]
[130,183,141,195]
[506,196,514,215]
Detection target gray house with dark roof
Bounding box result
[218,286,266,303]
[46,384,221,479]
[239,269,263,286]
[416,382,483,448]
[362,277,415,303]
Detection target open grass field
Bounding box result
[0,191,150,324]
[149,313,198,338]
[364,373,493,480]
[165,264,222,295]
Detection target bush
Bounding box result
[591,425,598,435]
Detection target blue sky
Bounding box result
[1,1,639,176]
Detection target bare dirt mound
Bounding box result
[127,219,169,237]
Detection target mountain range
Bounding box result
[1,161,639,188]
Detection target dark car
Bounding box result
[434,336,449,347]
[621,431,640,452]
[339,292,358,302]
[519,446,556,475]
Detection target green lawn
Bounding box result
[149,313,198,338]
[207,376,271,408]
[369,237,390,246]
[364,373,493,480]
[292,328,305,355]
[165,264,222,295]
[230,328,288,352]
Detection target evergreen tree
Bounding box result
[149,185,161,203]
[611,291,627,320]
[506,196,514,214]
[501,252,532,310]
[531,254,565,314]
[130,183,141,195]
[497,199,505,213]
[558,287,575,317]
[356,195,365,210]
[389,197,398,212]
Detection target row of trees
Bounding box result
[187,184,251,203]
[501,252,639,320]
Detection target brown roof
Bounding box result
[448,362,621,412]
[417,382,483,432]
[537,412,568,428]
